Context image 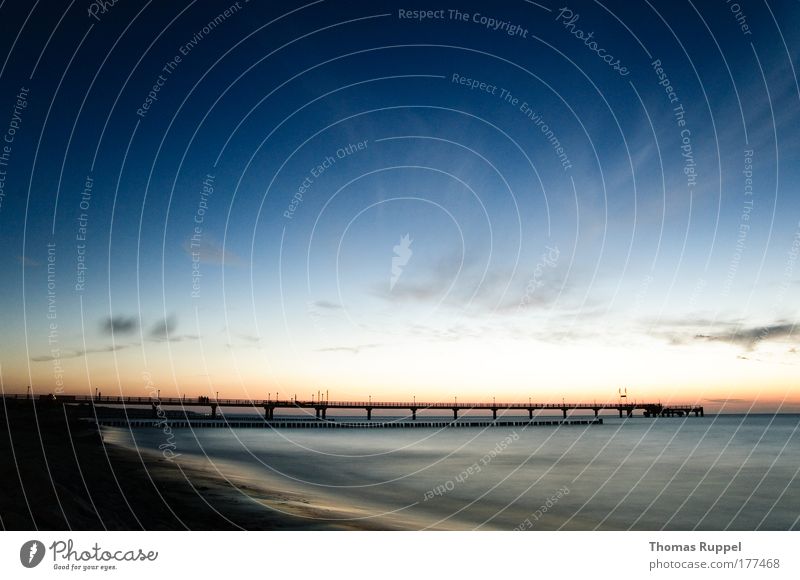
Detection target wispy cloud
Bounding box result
[150,315,177,340]
[311,300,342,310]
[148,315,199,343]
[31,344,130,362]
[374,247,573,315]
[101,315,138,335]
[182,236,242,265]
[16,255,40,267]
[704,398,747,403]
[316,343,382,355]
[695,322,796,350]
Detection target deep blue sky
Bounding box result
[0,0,798,410]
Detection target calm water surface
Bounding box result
[104,414,800,530]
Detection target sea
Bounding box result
[102,413,800,530]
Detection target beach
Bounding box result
[0,400,358,530]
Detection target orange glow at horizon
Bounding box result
[7,337,800,414]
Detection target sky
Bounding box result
[0,0,798,412]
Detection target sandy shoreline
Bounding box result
[0,400,383,530]
[103,435,400,530]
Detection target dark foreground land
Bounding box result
[0,399,350,530]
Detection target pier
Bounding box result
[2,393,704,421]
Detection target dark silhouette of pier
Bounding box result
[2,393,704,421]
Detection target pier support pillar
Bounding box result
[593,408,599,418]
[151,402,159,418]
[315,407,320,419]
[626,408,633,418]
[264,406,274,420]
[561,408,568,419]
[528,408,534,420]
[411,408,417,420]
[211,404,217,418]
[321,408,327,420]
[492,408,498,421]
[367,408,372,421]
[619,408,624,418]
[452,408,458,421]
[699,408,704,417]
